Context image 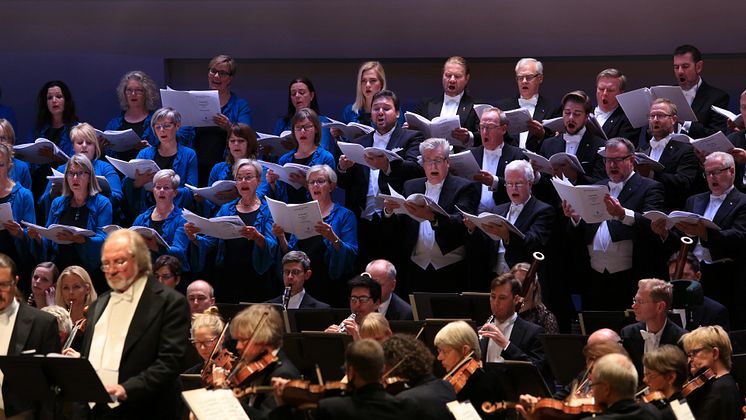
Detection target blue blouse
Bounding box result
[256,147,336,203]
[7,183,35,266]
[191,198,276,274]
[105,111,195,153]
[132,205,191,271]
[9,158,31,190]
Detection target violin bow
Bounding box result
[226,312,270,383]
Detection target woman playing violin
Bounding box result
[641,345,689,420]
[680,325,743,420]
[184,307,226,380]
[230,304,300,416]
[434,321,499,418]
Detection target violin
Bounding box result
[443,351,480,394]
[229,350,279,388]
[682,367,715,397]
[201,348,236,388]
[246,379,348,408]
[382,376,409,395]
[482,397,602,419]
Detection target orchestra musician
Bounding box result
[641,345,690,420]
[324,274,382,340]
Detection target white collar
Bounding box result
[0,298,19,323]
[564,127,586,144]
[711,186,734,201]
[444,91,464,104]
[518,95,538,107]
[484,144,504,156]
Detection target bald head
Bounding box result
[365,259,397,302]
[588,328,621,347]
[186,280,215,314]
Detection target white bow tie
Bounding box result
[110,290,134,304]
[519,97,537,107]
[609,181,624,191]
[640,330,656,341]
[564,135,582,145]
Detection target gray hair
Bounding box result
[232,158,263,180]
[515,58,543,75]
[419,138,451,158]
[592,353,638,398]
[307,164,337,184]
[434,320,481,360]
[505,160,534,183]
[152,169,180,189]
[116,70,160,111]
[705,151,735,168]
[282,250,311,271]
[41,305,73,337]
[605,137,635,154]
[151,107,182,128]
[105,229,153,278]
[366,259,397,280]
[63,154,101,197]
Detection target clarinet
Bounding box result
[338,313,357,333]
[281,286,292,310]
[478,315,495,339]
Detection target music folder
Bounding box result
[0,355,111,403]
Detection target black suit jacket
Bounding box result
[682,188,746,261]
[3,303,60,417]
[267,291,331,309]
[620,320,686,379]
[494,196,555,268]
[590,399,664,420]
[688,296,730,331]
[395,174,480,256]
[479,316,546,376]
[539,130,607,184]
[497,94,561,152]
[602,106,641,145]
[80,277,191,418]
[468,143,527,205]
[728,130,746,192]
[315,383,417,420]
[414,92,481,147]
[383,293,413,321]
[396,374,456,420]
[641,139,700,211]
[687,79,730,138]
[337,126,425,218]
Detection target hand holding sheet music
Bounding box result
[266,197,323,240]
[457,206,525,241]
[13,138,70,165]
[182,209,246,240]
[22,221,95,245]
[160,88,221,127]
[337,141,403,170]
[378,184,449,222]
[404,111,462,145]
[551,176,612,224]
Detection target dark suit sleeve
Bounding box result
[687,88,730,138]
[701,206,746,261]
[432,180,480,245]
[502,322,546,373]
[121,293,191,402]
[383,130,426,192]
[653,144,700,203]
[508,204,555,251]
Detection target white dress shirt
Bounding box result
[563,127,587,156]
[485,312,517,362]
[641,319,666,355]
[681,78,702,132]
[648,134,671,162]
[440,92,464,117]
[518,95,538,149]
[589,173,636,273]
[411,181,466,270]
[363,127,395,220]
[287,288,306,310]
[479,145,503,212]
[378,295,392,317]
[594,106,615,128]
[0,299,20,410]
[694,186,734,263]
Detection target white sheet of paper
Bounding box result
[182,388,250,420]
[446,400,482,420]
[634,152,665,172]
[377,184,449,222]
[473,103,492,119]
[185,181,238,205]
[160,88,220,127]
[448,150,482,179]
[690,131,735,155]
[669,399,696,420]
[649,85,698,122]
[21,221,95,244]
[457,206,525,240]
[94,128,143,152]
[129,226,170,249]
[618,86,698,128]
[13,138,70,165]
[106,156,160,180]
[503,108,533,135]
[404,111,462,145]
[711,105,743,127]
[257,132,295,156]
[266,197,323,240]
[337,141,403,169]
[542,116,566,134]
[323,118,374,139]
[182,209,245,240]
[257,160,309,190]
[551,176,611,224]
[0,202,13,230]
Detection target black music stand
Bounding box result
[484,361,552,401]
[409,292,491,322]
[731,353,746,399]
[282,332,353,382]
[0,355,111,416]
[578,310,635,335]
[179,373,204,392]
[285,308,350,333]
[540,334,588,385]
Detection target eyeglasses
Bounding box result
[67,171,89,178]
[648,113,673,120]
[349,295,372,304]
[703,166,732,178]
[307,179,328,186]
[283,269,304,277]
[632,297,654,305]
[125,88,145,95]
[686,347,709,358]
[294,125,315,132]
[505,182,525,188]
[603,155,632,164]
[156,273,174,281]
[153,185,174,191]
[516,74,540,82]
[208,68,232,78]
[191,337,218,348]
[479,123,503,132]
[100,258,129,272]
[643,370,662,379]
[236,175,257,182]
[0,281,14,291]
[154,123,175,131]
[422,159,446,167]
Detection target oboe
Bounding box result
[338,313,357,333]
[281,286,292,310]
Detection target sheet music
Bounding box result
[551,176,611,224]
[13,138,70,164]
[266,197,323,240]
[0,203,13,229]
[181,388,250,420]
[160,88,221,127]
[94,128,143,152]
[185,181,238,205]
[182,209,245,240]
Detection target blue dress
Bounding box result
[9,159,31,190]
[256,147,336,204]
[105,112,195,160]
[132,206,191,272]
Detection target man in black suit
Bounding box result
[652,151,746,329]
[382,335,456,420]
[593,68,640,145]
[338,89,424,266]
[726,90,746,191]
[478,273,547,382]
[673,44,730,138]
[620,279,686,380]
[267,251,330,309]
[637,98,701,211]
[364,259,412,321]
[412,56,480,148]
[667,252,729,331]
[0,254,60,419]
[564,138,666,311]
[271,339,415,420]
[496,58,561,152]
[78,229,190,419]
[383,138,480,294]
[470,106,527,210]
[538,90,607,185]
[325,275,382,339]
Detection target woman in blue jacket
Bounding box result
[273,77,334,154]
[28,154,112,290]
[185,159,277,303]
[0,118,31,190]
[0,143,36,277]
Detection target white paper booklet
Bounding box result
[257,132,295,156]
[337,141,403,169]
[181,388,250,420]
[377,184,449,222]
[448,150,482,179]
[457,206,525,240]
[643,210,721,231]
[21,221,95,244]
[550,176,611,224]
[711,105,743,127]
[473,103,492,119]
[257,160,310,190]
[182,208,245,240]
[106,156,160,180]
[322,118,375,139]
[503,108,533,135]
[160,87,220,127]
[542,116,566,134]
[669,131,735,155]
[404,111,462,145]
[0,203,13,230]
[94,128,143,152]
[523,150,585,175]
[13,138,70,164]
[634,152,665,172]
[102,225,170,249]
[186,181,238,205]
[266,197,323,240]
[616,85,698,128]
[46,168,111,196]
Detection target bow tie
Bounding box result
[710,193,728,202]
[484,146,502,157]
[609,181,624,191]
[650,139,666,150]
[110,290,134,304]
[445,97,460,105]
[519,97,537,107]
[564,134,582,145]
[640,330,656,341]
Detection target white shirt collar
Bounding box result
[518,95,538,107]
[484,143,504,157]
[711,185,735,201]
[650,133,672,148]
[444,91,464,105]
[0,298,19,324]
[378,295,392,316]
[497,312,518,329]
[564,127,586,144]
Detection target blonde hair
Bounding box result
[0,119,16,144]
[680,325,733,369]
[54,265,97,307]
[70,122,102,159]
[62,154,101,197]
[352,61,386,114]
[359,312,391,340]
[434,320,480,360]
[191,306,225,337]
[230,304,284,348]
